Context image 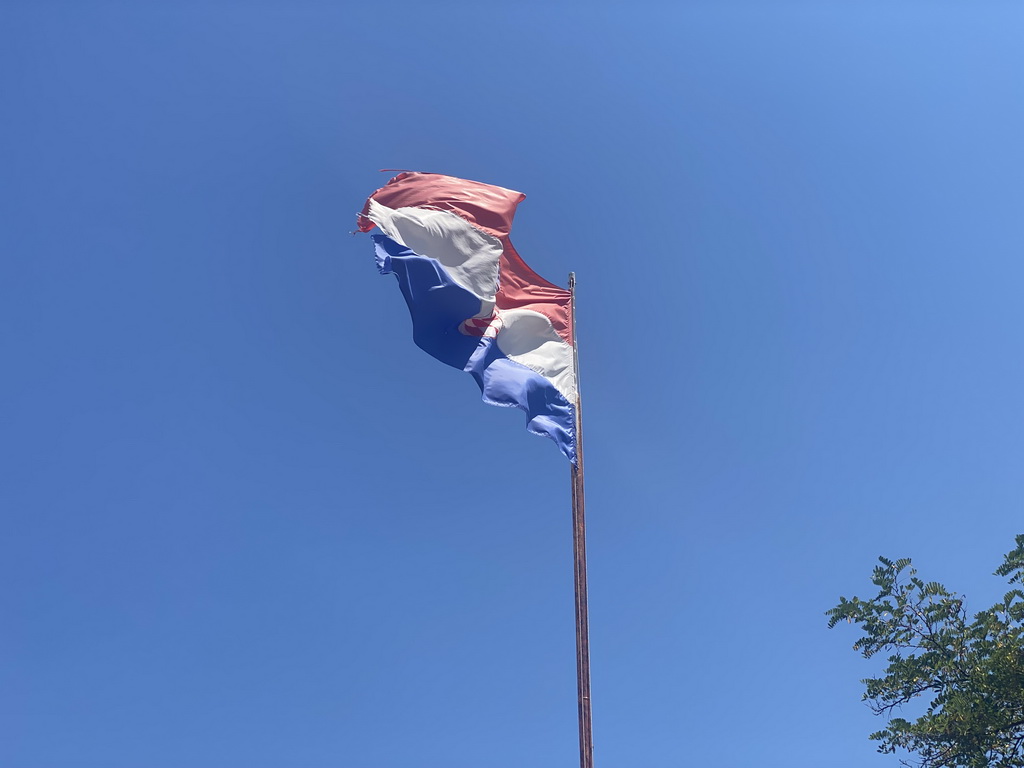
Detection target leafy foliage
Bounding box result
[828,535,1024,768]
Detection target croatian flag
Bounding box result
[357,172,577,463]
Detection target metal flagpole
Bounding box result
[568,272,594,768]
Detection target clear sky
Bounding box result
[3,2,1023,767]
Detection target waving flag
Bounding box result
[357,172,577,463]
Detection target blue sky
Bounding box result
[3,2,1023,767]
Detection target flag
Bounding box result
[357,172,577,463]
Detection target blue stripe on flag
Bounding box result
[373,234,576,462]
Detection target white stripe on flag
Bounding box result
[365,199,502,305]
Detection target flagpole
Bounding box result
[568,272,594,768]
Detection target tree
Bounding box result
[828,535,1024,768]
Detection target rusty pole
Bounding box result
[568,272,594,768]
